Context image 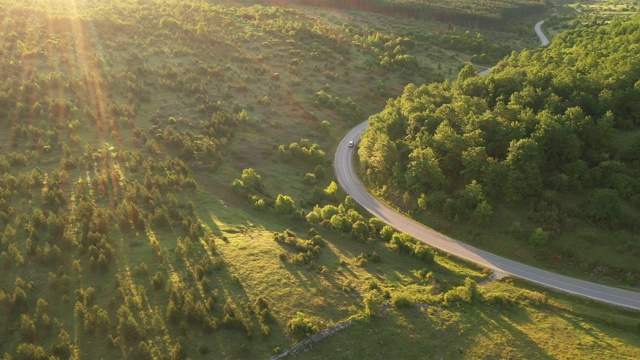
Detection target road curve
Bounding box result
[333,23,640,311]
[534,20,550,46]
[478,20,549,76]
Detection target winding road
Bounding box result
[478,20,549,76]
[334,21,640,311]
[534,20,550,46]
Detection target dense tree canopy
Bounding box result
[360,16,640,232]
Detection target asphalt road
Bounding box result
[479,20,549,76]
[534,20,550,46]
[333,22,640,311]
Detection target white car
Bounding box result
[348,140,354,148]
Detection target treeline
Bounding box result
[267,0,548,26]
[359,16,640,239]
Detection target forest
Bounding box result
[0,0,639,359]
[263,0,548,26]
[359,14,640,283]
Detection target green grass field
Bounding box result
[0,0,638,359]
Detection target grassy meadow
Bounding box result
[0,0,638,359]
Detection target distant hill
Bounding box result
[261,0,548,26]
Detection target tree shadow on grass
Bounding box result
[457,304,554,359]
[299,304,552,359]
[551,304,640,352]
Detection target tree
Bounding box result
[117,306,146,342]
[472,200,493,225]
[324,181,339,200]
[238,168,264,193]
[350,220,370,241]
[456,180,486,218]
[430,121,468,177]
[404,147,446,194]
[460,146,490,184]
[319,120,331,134]
[51,329,72,358]
[20,314,36,342]
[274,195,295,215]
[330,214,351,232]
[456,63,477,83]
[587,189,621,228]
[531,110,581,171]
[358,131,400,184]
[320,205,340,220]
[504,138,544,201]
[15,343,47,360]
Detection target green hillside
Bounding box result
[261,0,548,25]
[0,0,638,359]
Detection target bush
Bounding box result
[20,314,36,342]
[417,191,446,213]
[380,225,395,242]
[320,205,340,220]
[413,244,435,264]
[529,227,549,247]
[151,272,164,290]
[330,214,351,232]
[390,233,415,254]
[465,277,483,303]
[314,164,326,179]
[302,173,316,185]
[444,285,470,306]
[363,292,384,316]
[391,291,413,308]
[274,194,295,215]
[255,297,269,313]
[288,312,318,338]
[16,342,47,360]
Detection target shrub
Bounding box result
[465,277,483,303]
[288,312,318,338]
[324,181,339,200]
[380,225,395,242]
[413,244,435,264]
[151,272,165,290]
[20,314,37,342]
[117,306,146,341]
[248,195,265,210]
[274,194,295,215]
[529,227,549,247]
[302,173,317,185]
[16,342,47,360]
[320,205,340,220]
[51,329,72,358]
[391,291,413,308]
[390,233,415,254]
[314,164,326,179]
[255,297,269,313]
[363,292,384,316]
[330,214,351,232]
[368,217,385,233]
[444,286,470,306]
